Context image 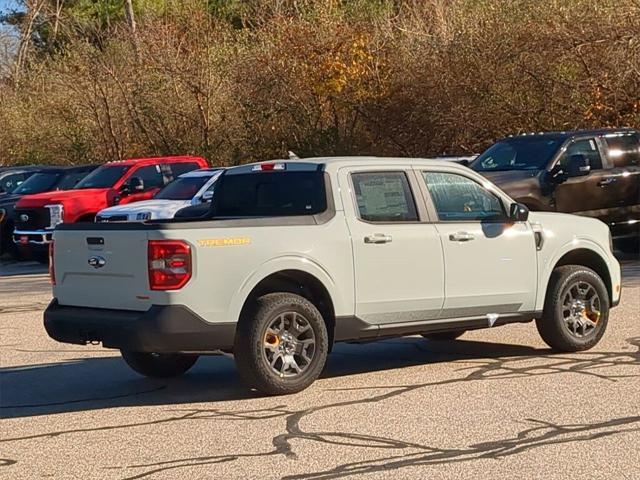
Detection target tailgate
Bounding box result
[53,228,151,311]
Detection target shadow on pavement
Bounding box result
[3,336,637,420]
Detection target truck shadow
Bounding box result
[1,337,638,420]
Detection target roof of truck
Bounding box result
[104,156,207,167]
[501,128,639,142]
[232,156,467,173]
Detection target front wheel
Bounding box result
[234,293,329,395]
[120,351,198,378]
[536,265,609,352]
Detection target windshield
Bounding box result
[74,165,130,189]
[12,172,61,195]
[155,175,212,200]
[212,171,327,217]
[471,138,563,172]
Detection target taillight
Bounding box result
[252,163,286,171]
[148,240,192,290]
[49,240,56,285]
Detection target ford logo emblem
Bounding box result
[20,214,29,222]
[88,256,106,269]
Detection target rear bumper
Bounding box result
[44,299,236,353]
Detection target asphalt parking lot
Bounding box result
[1,258,639,479]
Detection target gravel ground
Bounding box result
[0,261,638,480]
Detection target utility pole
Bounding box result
[123,0,139,59]
[124,0,136,33]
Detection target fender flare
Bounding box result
[536,238,612,310]
[226,255,346,323]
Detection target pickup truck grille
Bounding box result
[96,214,128,223]
[14,207,51,230]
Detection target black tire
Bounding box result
[234,292,329,395]
[422,330,465,341]
[536,265,609,352]
[120,350,198,378]
[34,251,49,264]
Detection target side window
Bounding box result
[558,138,603,170]
[351,172,418,222]
[57,172,90,190]
[1,173,26,192]
[131,165,165,190]
[605,134,640,167]
[170,162,201,178]
[423,172,505,222]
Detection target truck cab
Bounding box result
[0,165,97,257]
[96,168,223,223]
[13,156,207,259]
[471,129,640,252]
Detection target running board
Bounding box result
[334,311,540,343]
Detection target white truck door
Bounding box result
[339,167,445,325]
[417,168,538,316]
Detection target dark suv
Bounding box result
[0,165,96,258]
[471,129,640,253]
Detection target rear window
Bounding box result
[212,171,327,217]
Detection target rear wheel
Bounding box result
[234,293,329,395]
[536,265,609,352]
[422,330,465,341]
[120,350,198,378]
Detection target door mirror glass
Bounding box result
[128,176,145,192]
[201,190,214,202]
[509,202,529,222]
[567,154,590,177]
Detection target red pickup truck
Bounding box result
[13,156,207,259]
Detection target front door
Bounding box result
[553,137,617,217]
[339,167,445,325]
[119,164,165,205]
[419,169,538,317]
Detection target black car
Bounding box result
[0,165,97,258]
[0,166,50,195]
[471,128,640,253]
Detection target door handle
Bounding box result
[364,233,393,244]
[597,177,617,187]
[449,232,475,242]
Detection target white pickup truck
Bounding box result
[45,157,622,395]
[95,168,223,222]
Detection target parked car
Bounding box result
[470,129,640,252]
[436,155,478,165]
[96,168,223,223]
[0,165,97,257]
[0,166,47,196]
[13,156,207,260]
[45,157,620,395]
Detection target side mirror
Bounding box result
[509,202,529,222]
[201,190,214,202]
[128,176,145,192]
[567,154,591,177]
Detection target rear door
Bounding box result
[602,132,640,228]
[340,167,445,325]
[418,168,537,316]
